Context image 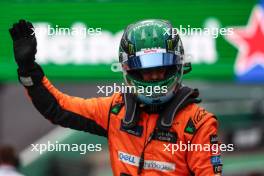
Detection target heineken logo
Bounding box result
[33,18,222,65]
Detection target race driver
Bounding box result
[9,19,222,176]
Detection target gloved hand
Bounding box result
[9,19,37,71]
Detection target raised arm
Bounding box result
[9,20,113,137]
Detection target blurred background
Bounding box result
[0,0,264,175]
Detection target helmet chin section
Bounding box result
[137,89,175,105]
[123,71,182,105]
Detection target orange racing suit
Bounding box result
[18,64,222,176]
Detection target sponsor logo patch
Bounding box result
[136,48,166,56]
[111,103,123,115]
[184,118,196,134]
[193,108,207,125]
[210,135,219,144]
[153,130,177,143]
[211,155,222,165]
[213,164,223,174]
[118,151,175,172]
[120,123,143,137]
[20,76,34,86]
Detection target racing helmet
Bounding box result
[119,19,187,105]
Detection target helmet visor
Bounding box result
[123,53,182,71]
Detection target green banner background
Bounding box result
[0,0,257,81]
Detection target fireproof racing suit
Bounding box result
[17,64,223,176]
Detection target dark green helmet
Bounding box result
[119,19,187,105]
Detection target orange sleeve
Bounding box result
[42,77,113,130]
[26,76,115,137]
[186,115,222,176]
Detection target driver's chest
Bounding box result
[107,110,191,176]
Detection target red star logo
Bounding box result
[225,6,264,75]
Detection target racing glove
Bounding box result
[9,19,44,87]
[9,19,37,71]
